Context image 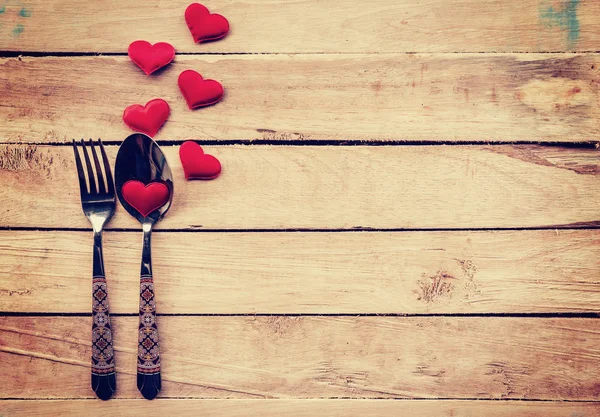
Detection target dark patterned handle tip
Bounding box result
[137,276,161,400]
[92,276,116,400]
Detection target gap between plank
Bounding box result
[0,397,598,402]
[3,140,599,147]
[1,312,598,318]
[1,225,599,233]
[1,51,600,57]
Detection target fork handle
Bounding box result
[137,224,161,400]
[91,232,116,400]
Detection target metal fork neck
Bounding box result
[92,230,105,277]
[89,214,108,233]
[140,222,153,277]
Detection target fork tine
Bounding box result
[72,140,88,195]
[80,139,97,194]
[89,139,106,194]
[98,139,114,196]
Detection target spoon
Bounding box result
[115,133,173,400]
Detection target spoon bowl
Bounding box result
[115,133,173,224]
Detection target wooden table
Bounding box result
[1,0,599,415]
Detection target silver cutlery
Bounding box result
[114,133,173,400]
[72,139,117,401]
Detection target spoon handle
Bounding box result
[91,231,116,400]
[137,225,161,400]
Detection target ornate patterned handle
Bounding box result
[137,275,161,399]
[91,276,116,400]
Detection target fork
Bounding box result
[73,139,117,400]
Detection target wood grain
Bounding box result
[1,230,599,314]
[0,54,598,143]
[1,0,599,53]
[1,399,598,417]
[1,316,599,399]
[1,144,599,229]
[1,0,599,412]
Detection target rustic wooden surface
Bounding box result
[1,145,599,229]
[1,0,600,53]
[1,230,599,314]
[0,55,598,143]
[2,316,599,399]
[2,400,599,417]
[0,0,599,415]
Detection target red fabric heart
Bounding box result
[178,70,224,109]
[121,180,170,217]
[122,99,170,137]
[128,40,175,75]
[185,3,229,43]
[179,141,222,180]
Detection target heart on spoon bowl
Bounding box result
[128,40,176,75]
[179,141,221,180]
[178,70,224,109]
[121,180,170,217]
[123,99,170,137]
[185,3,230,43]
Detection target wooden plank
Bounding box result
[1,317,599,399]
[1,230,599,314]
[0,144,599,229]
[0,54,598,143]
[1,399,599,417]
[1,0,599,53]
